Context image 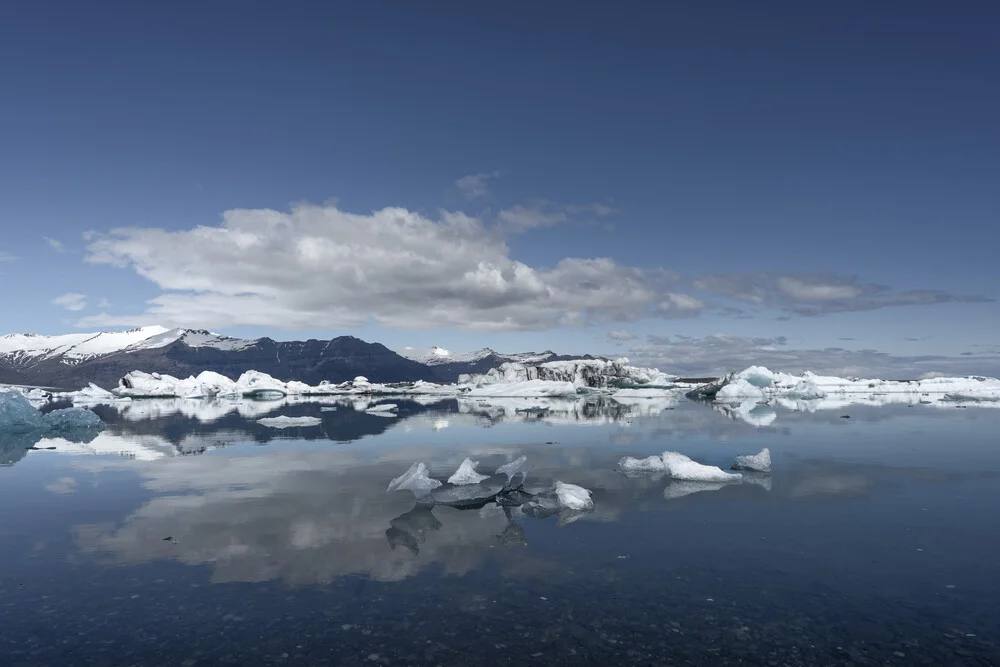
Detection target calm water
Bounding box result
[1,397,999,666]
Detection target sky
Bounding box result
[1,1,998,377]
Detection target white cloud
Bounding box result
[97,297,112,309]
[625,334,1000,379]
[80,203,701,332]
[52,292,87,311]
[496,204,569,231]
[607,329,638,341]
[0,251,17,262]
[43,236,66,253]
[455,172,498,200]
[694,272,991,315]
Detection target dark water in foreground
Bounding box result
[1,398,999,666]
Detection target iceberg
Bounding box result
[732,448,772,473]
[366,403,398,413]
[447,457,489,485]
[256,415,322,428]
[386,462,443,498]
[662,451,742,482]
[716,379,766,402]
[686,366,1000,407]
[460,357,677,389]
[554,481,594,511]
[0,390,104,434]
[0,390,45,431]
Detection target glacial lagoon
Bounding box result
[1,396,998,665]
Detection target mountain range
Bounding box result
[0,326,597,390]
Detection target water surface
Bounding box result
[1,397,998,665]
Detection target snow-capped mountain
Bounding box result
[0,326,254,368]
[0,327,437,389]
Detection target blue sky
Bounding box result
[1,1,997,376]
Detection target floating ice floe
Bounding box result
[386,462,443,498]
[256,415,323,428]
[447,457,490,485]
[554,481,594,511]
[732,448,772,473]
[428,481,505,508]
[618,455,668,473]
[662,451,742,482]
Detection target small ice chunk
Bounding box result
[495,455,531,487]
[618,455,667,472]
[554,481,594,511]
[386,462,443,498]
[447,457,489,485]
[662,451,742,482]
[366,403,398,413]
[256,415,322,428]
[732,448,771,473]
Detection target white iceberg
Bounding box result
[716,379,767,401]
[732,448,772,473]
[662,451,742,482]
[460,357,676,389]
[688,366,1000,407]
[256,415,323,428]
[447,457,489,485]
[554,481,594,511]
[386,462,442,498]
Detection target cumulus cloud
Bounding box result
[625,334,1000,379]
[43,236,66,252]
[455,172,498,200]
[80,203,700,331]
[694,273,992,316]
[607,329,638,341]
[52,292,87,311]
